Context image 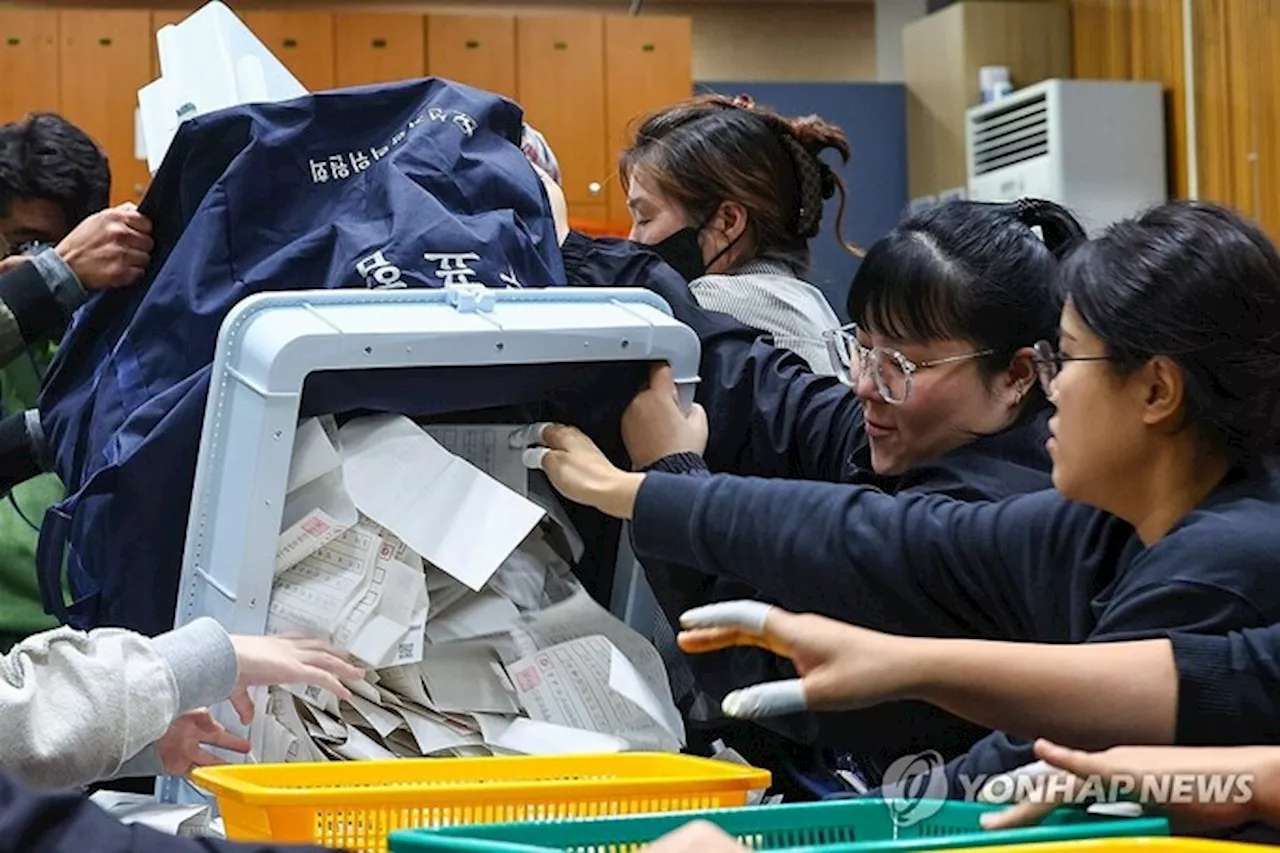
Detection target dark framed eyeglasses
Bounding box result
[1032,339,1113,395]
[822,322,996,405]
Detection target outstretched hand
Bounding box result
[678,601,924,718]
[155,710,250,778]
[228,634,365,725]
[519,422,644,519]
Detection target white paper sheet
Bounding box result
[287,418,343,493]
[494,718,627,756]
[338,414,544,591]
[89,793,210,838]
[276,508,349,576]
[333,725,397,760]
[341,555,429,668]
[344,694,404,739]
[268,524,379,638]
[425,591,519,644]
[400,707,481,755]
[375,665,431,708]
[419,644,521,714]
[608,645,684,746]
[512,588,679,717]
[505,636,681,752]
[423,424,530,496]
[484,538,547,612]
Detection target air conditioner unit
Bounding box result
[966,78,1167,235]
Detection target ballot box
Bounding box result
[159,286,701,806]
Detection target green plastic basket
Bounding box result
[388,799,1170,853]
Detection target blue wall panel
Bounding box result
[694,81,908,321]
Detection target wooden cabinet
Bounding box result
[427,14,517,102]
[58,10,152,205]
[517,15,609,212]
[903,1,1071,200]
[0,8,691,227]
[241,11,335,93]
[0,11,59,126]
[335,13,425,89]
[603,15,692,225]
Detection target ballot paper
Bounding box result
[340,553,429,668]
[486,534,549,612]
[423,424,529,496]
[260,417,687,765]
[425,591,520,644]
[277,419,359,574]
[267,524,380,638]
[419,643,521,714]
[506,636,683,753]
[89,793,211,838]
[288,418,343,493]
[511,588,681,721]
[338,414,545,590]
[493,718,627,755]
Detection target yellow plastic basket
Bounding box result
[942,839,1272,853]
[190,753,771,853]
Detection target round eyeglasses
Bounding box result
[1031,340,1114,395]
[823,323,996,405]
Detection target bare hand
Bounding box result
[0,256,29,275]
[678,601,921,718]
[228,634,364,724]
[155,710,250,777]
[622,364,709,469]
[980,740,1271,833]
[520,423,644,519]
[646,822,747,853]
[55,202,154,291]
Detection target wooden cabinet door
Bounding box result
[517,15,607,208]
[58,11,152,205]
[335,13,426,89]
[603,15,692,224]
[427,14,516,101]
[241,11,334,93]
[0,11,59,125]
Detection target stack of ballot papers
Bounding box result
[252,413,686,762]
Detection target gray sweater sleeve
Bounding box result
[0,618,238,789]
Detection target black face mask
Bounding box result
[647,227,707,283]
[643,209,743,284]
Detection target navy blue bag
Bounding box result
[35,77,568,634]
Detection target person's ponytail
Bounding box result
[1010,197,1086,259]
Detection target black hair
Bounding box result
[1059,200,1280,463]
[0,113,111,229]
[847,197,1085,409]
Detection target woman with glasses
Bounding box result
[558,197,1085,794]
[529,200,1280,812]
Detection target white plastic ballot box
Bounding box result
[159,286,700,804]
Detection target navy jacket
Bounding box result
[1172,626,1280,746]
[630,457,1280,787]
[561,231,1054,778]
[0,770,330,852]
